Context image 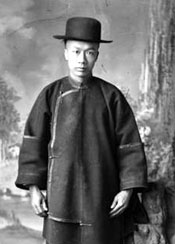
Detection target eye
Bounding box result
[86,50,96,56]
[72,49,80,54]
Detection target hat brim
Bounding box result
[53,35,113,43]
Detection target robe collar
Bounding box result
[68,75,93,89]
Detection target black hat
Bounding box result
[53,17,113,43]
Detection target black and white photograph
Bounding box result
[0,0,175,244]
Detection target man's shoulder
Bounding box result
[33,77,67,107]
[94,76,123,97]
[37,77,67,100]
[94,77,133,111]
[41,77,66,93]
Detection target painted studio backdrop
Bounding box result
[0,0,175,244]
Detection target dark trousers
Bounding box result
[44,233,134,244]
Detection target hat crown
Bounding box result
[53,17,112,43]
[66,17,101,42]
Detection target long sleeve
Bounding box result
[113,91,147,191]
[15,87,51,190]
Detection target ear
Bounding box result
[64,48,68,61]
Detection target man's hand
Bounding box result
[109,189,133,218]
[29,185,48,217]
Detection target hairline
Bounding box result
[63,40,100,49]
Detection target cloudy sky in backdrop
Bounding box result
[0,0,150,118]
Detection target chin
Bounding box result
[77,71,90,76]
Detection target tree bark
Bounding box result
[138,0,175,243]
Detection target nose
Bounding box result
[78,51,87,64]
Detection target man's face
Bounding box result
[64,40,99,81]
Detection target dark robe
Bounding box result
[15,76,148,244]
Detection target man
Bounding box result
[15,17,148,244]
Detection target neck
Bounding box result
[69,73,92,84]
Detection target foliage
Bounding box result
[135,93,175,188]
[0,77,21,142]
[119,84,175,187]
[145,138,174,187]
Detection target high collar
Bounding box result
[68,75,93,89]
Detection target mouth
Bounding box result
[76,67,86,71]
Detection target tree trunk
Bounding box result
[138,0,175,244]
[141,0,175,139]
